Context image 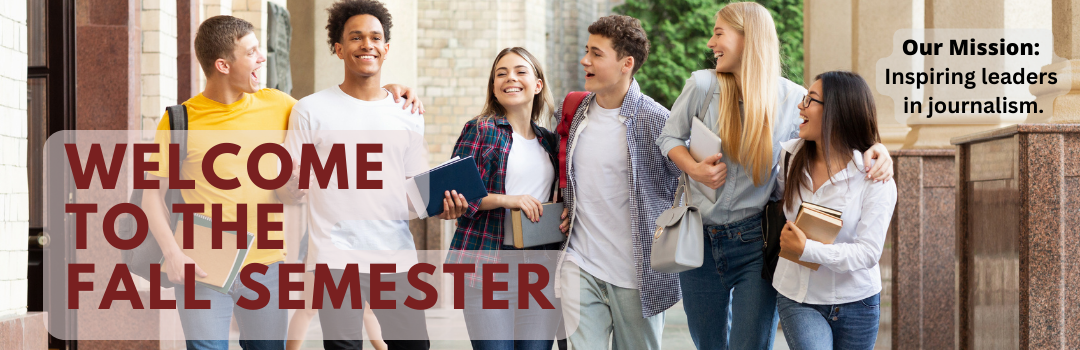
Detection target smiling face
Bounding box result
[335,14,389,78]
[580,34,632,95]
[798,79,825,141]
[492,53,542,112]
[221,32,264,94]
[707,17,744,74]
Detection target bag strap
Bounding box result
[693,73,719,123]
[557,91,589,189]
[162,104,188,225]
[165,104,188,169]
[669,173,693,210]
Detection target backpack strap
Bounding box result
[166,104,188,162]
[556,91,589,189]
[164,104,188,209]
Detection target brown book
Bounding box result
[160,214,252,293]
[800,202,841,219]
[780,203,842,271]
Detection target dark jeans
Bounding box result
[679,213,779,350]
[318,268,430,350]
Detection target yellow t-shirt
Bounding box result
[148,88,297,266]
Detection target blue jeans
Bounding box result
[777,294,880,350]
[175,261,287,350]
[679,213,778,349]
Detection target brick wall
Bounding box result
[141,0,179,140]
[0,0,30,318]
[416,0,613,166]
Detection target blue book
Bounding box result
[406,156,487,218]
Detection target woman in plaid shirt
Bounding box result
[448,47,563,350]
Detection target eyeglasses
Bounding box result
[800,94,823,108]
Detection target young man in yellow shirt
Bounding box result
[143,15,422,350]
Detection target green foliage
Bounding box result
[615,0,804,109]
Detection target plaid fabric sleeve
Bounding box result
[450,120,489,219]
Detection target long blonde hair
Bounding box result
[715,2,780,187]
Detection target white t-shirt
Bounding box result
[284,86,427,273]
[566,99,637,289]
[504,131,555,216]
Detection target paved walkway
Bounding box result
[282,301,793,350]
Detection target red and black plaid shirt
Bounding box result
[446,116,561,286]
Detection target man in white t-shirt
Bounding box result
[554,15,682,350]
[279,2,466,349]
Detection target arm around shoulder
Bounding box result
[800,179,897,273]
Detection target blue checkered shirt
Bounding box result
[557,79,682,318]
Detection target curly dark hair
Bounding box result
[587,15,650,74]
[326,0,393,54]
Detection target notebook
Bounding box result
[405,156,488,218]
[161,213,253,294]
[503,202,566,248]
[689,117,722,202]
[780,202,843,271]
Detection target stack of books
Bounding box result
[781,202,842,271]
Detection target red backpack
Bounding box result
[556,91,589,189]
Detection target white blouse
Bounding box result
[771,139,897,305]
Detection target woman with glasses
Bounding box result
[771,70,895,350]
[655,2,894,349]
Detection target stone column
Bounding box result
[890,149,957,350]
[177,0,199,102]
[952,124,1080,349]
[75,0,163,348]
[383,0,418,92]
[906,0,1052,147]
[286,0,315,98]
[1033,0,1080,124]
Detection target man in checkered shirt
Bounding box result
[554,15,681,350]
